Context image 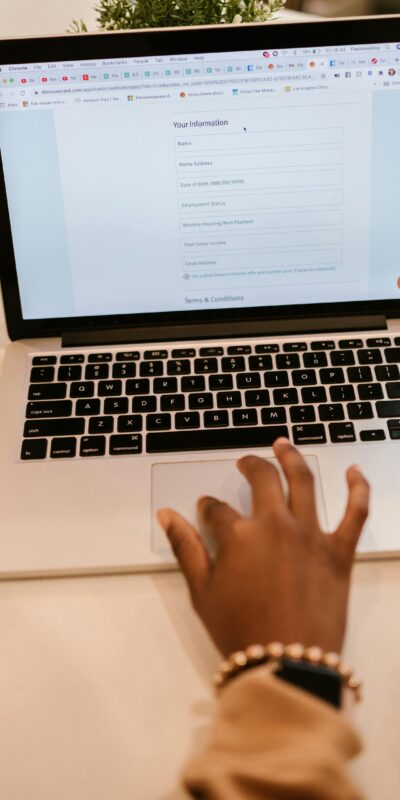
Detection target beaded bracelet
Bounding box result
[213,642,362,701]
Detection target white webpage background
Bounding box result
[54,90,372,316]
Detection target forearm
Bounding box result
[183,667,363,800]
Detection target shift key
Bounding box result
[24,418,85,437]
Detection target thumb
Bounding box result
[157,508,210,597]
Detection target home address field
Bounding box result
[174,99,369,300]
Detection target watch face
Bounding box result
[277,658,342,708]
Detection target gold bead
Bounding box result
[348,676,362,691]
[221,660,233,675]
[322,652,341,670]
[285,643,305,660]
[338,663,352,679]
[266,642,285,659]
[231,651,247,668]
[304,646,323,664]
[246,644,266,662]
[213,673,224,688]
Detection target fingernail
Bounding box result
[157,508,170,530]
[350,464,362,473]
[274,437,291,448]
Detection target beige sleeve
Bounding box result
[183,666,363,800]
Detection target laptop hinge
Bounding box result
[62,314,387,348]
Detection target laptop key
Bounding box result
[209,374,233,390]
[117,415,142,432]
[24,418,85,437]
[348,402,374,419]
[21,438,47,460]
[60,354,85,364]
[154,378,178,394]
[289,406,316,423]
[227,345,252,355]
[358,349,382,365]
[367,338,391,347]
[375,364,399,381]
[171,348,196,358]
[302,386,327,403]
[292,369,318,386]
[347,366,373,383]
[88,353,112,362]
[140,361,164,376]
[293,424,327,445]
[221,356,246,372]
[310,340,335,350]
[112,363,136,378]
[109,434,142,455]
[80,436,106,456]
[329,422,356,443]
[104,397,128,414]
[387,419,400,439]
[303,352,328,368]
[283,342,307,351]
[189,392,214,410]
[98,380,123,397]
[146,414,171,431]
[28,383,67,400]
[194,358,218,373]
[25,400,72,418]
[160,394,185,411]
[232,409,258,426]
[339,339,363,349]
[386,382,400,398]
[376,400,400,417]
[360,429,386,442]
[264,371,289,387]
[199,347,224,356]
[255,344,279,353]
[30,366,55,382]
[276,354,300,369]
[85,364,109,379]
[329,384,355,402]
[132,396,156,412]
[58,365,81,381]
[249,355,273,371]
[261,407,287,424]
[182,376,205,392]
[167,360,191,375]
[116,351,140,361]
[50,437,77,458]
[274,388,298,405]
[245,390,270,407]
[330,350,355,366]
[70,381,95,398]
[76,399,101,416]
[146,425,289,453]
[236,373,260,389]
[318,403,345,421]
[175,412,200,429]
[319,368,345,385]
[358,383,383,400]
[144,350,168,359]
[204,410,229,427]
[126,379,150,395]
[32,355,57,365]
[88,416,114,433]
[216,391,241,408]
[384,347,400,363]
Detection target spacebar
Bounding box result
[146,425,289,453]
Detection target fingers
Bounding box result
[332,465,370,559]
[157,508,210,595]
[273,438,318,527]
[197,496,242,547]
[237,454,285,517]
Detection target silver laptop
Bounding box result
[1,17,400,578]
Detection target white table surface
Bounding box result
[1,8,400,799]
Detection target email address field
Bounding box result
[181,229,342,254]
[180,209,342,234]
[178,169,342,192]
[181,250,341,284]
[175,127,343,153]
[178,189,343,214]
[176,149,342,174]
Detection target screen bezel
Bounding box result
[1,16,400,341]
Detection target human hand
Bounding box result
[157,438,369,657]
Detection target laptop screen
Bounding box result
[1,33,400,322]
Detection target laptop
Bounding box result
[0,16,400,578]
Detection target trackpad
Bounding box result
[151,456,327,559]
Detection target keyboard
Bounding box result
[20,335,400,460]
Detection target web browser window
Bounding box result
[0,42,400,319]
